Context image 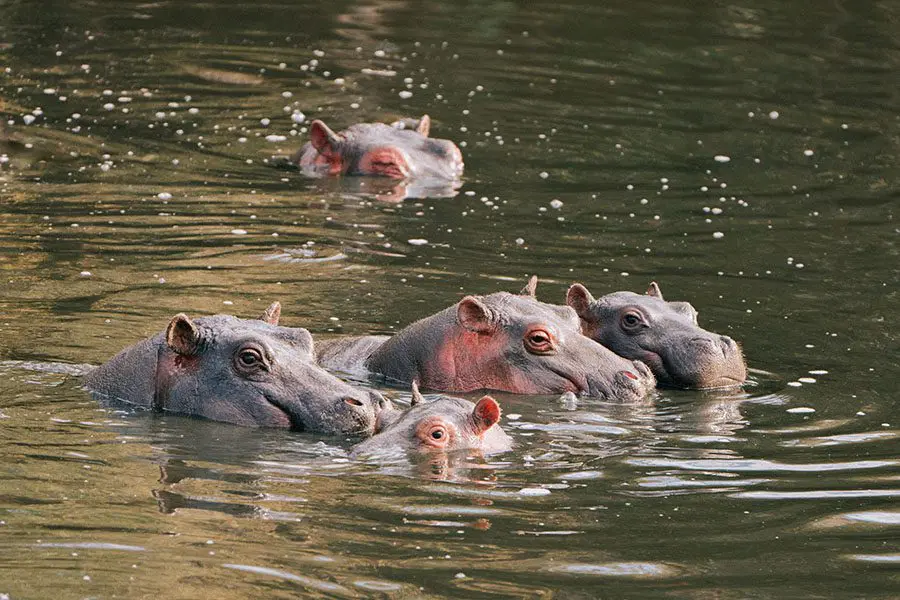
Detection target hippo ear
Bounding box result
[166,314,202,356]
[309,120,342,153]
[520,275,538,297]
[259,301,281,325]
[457,296,496,333]
[416,114,431,137]
[566,284,596,321]
[669,301,699,325]
[410,379,425,406]
[646,282,664,300]
[471,396,502,434]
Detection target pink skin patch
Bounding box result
[472,396,501,433]
[423,329,580,394]
[623,370,638,380]
[358,147,411,178]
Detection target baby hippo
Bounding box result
[293,115,464,181]
[351,382,512,459]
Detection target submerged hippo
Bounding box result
[84,302,393,434]
[292,115,464,181]
[566,282,747,389]
[318,277,655,401]
[351,382,512,458]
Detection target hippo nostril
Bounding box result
[623,370,638,381]
[344,397,364,407]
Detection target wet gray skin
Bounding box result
[317,277,656,401]
[83,302,393,434]
[566,282,748,389]
[351,383,512,459]
[292,114,465,181]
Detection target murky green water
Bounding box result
[1,0,898,597]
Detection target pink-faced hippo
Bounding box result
[84,302,394,434]
[292,115,464,181]
[317,278,656,402]
[566,282,747,389]
[351,382,512,458]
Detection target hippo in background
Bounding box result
[84,302,394,434]
[352,381,512,459]
[317,277,655,402]
[292,115,464,181]
[566,282,747,389]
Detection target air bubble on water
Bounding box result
[265,135,287,142]
[539,172,549,179]
[786,381,802,387]
[803,149,814,156]
[769,110,780,119]
[713,232,724,239]
[714,155,731,163]
[231,229,248,235]
[260,118,270,126]
[519,487,551,496]
[103,103,115,111]
[399,90,413,99]
[157,192,172,200]
[786,406,815,413]
[809,370,828,375]
[408,239,428,246]
[798,377,816,384]
[80,271,92,277]
[550,199,563,209]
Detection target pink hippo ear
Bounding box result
[416,114,431,137]
[166,314,202,356]
[259,301,281,325]
[309,120,342,154]
[457,296,496,334]
[566,284,596,321]
[645,281,664,300]
[471,396,502,434]
[520,275,538,297]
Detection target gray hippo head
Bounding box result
[351,382,512,459]
[367,277,656,402]
[293,115,464,181]
[84,302,393,434]
[566,282,747,389]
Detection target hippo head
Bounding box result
[566,282,748,389]
[369,277,655,401]
[295,115,464,181]
[87,303,392,434]
[351,382,512,458]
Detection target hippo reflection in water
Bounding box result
[317,277,656,402]
[566,282,747,389]
[293,115,464,182]
[84,302,393,434]
[352,382,512,459]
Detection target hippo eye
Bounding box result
[235,347,267,372]
[417,418,453,448]
[430,429,444,440]
[621,312,645,331]
[524,328,556,354]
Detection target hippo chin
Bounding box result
[84,302,393,434]
[351,382,512,459]
[567,282,747,389]
[292,115,464,181]
[317,277,655,402]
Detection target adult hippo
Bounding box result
[317,278,655,402]
[352,382,512,458]
[566,282,747,389]
[84,302,393,434]
[292,115,464,181]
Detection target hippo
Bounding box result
[566,282,747,389]
[84,302,394,434]
[317,277,655,401]
[292,115,464,181]
[351,381,512,458]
